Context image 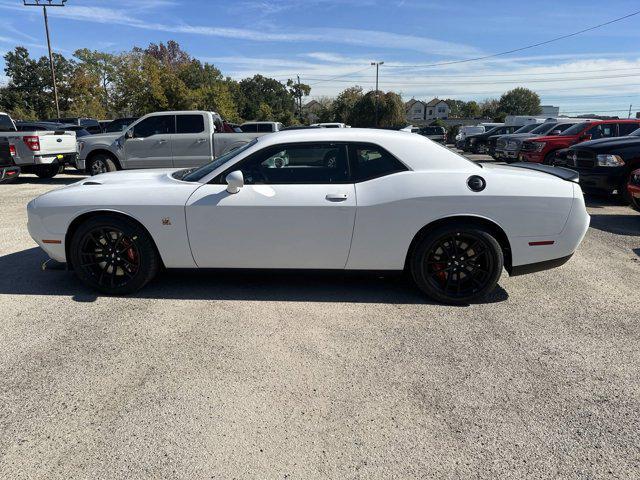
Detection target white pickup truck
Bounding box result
[77,111,268,175]
[0,112,77,178]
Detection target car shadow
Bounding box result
[589,214,640,236]
[0,248,509,305]
[584,193,627,208]
[13,176,84,186]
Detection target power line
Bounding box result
[307,65,372,86]
[383,9,640,69]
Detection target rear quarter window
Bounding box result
[349,144,407,182]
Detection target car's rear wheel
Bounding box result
[88,154,117,176]
[34,162,60,179]
[410,223,503,304]
[70,215,160,294]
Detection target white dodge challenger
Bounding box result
[27,129,590,304]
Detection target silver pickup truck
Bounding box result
[0,112,77,178]
[77,111,266,175]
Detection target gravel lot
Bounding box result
[1,163,639,479]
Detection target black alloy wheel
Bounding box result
[411,224,503,304]
[70,215,160,294]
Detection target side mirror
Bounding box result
[579,134,592,142]
[226,170,244,194]
[125,129,133,139]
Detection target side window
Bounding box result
[257,124,274,133]
[587,123,616,140]
[176,114,205,134]
[349,144,407,182]
[618,123,640,136]
[242,124,258,133]
[237,144,349,184]
[133,115,175,138]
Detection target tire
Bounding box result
[87,153,117,176]
[69,215,160,295]
[543,152,556,165]
[631,196,640,212]
[34,162,60,179]
[620,170,635,205]
[410,223,504,305]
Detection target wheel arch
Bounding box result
[85,149,122,170]
[64,209,164,268]
[404,215,513,273]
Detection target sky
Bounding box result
[1,0,640,117]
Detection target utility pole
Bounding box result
[23,0,67,119]
[371,61,384,127]
[629,104,633,118]
[297,75,302,121]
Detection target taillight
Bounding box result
[9,144,16,156]
[23,135,40,151]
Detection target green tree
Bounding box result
[498,87,541,116]
[348,90,405,128]
[332,86,363,123]
[236,74,296,122]
[74,49,117,114]
[479,98,501,121]
[461,100,481,118]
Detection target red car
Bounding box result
[520,119,640,164]
[628,168,640,211]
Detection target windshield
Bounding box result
[560,122,590,136]
[179,139,258,182]
[530,122,556,134]
[629,128,640,136]
[514,123,539,134]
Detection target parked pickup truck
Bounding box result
[0,112,77,179]
[77,111,266,175]
[520,119,640,164]
[556,127,640,203]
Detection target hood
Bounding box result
[481,162,576,184]
[79,132,122,144]
[496,132,539,141]
[77,168,180,185]
[570,135,640,152]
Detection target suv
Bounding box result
[464,125,521,154]
[520,119,640,164]
[558,127,640,203]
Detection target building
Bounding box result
[541,105,560,117]
[302,100,322,123]
[405,98,450,123]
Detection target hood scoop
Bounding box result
[82,181,102,185]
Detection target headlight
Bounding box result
[507,140,519,149]
[77,141,84,153]
[596,154,624,167]
[631,172,640,185]
[532,142,546,152]
[469,138,476,144]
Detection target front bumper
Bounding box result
[520,151,545,163]
[573,166,626,193]
[27,199,67,262]
[628,182,640,199]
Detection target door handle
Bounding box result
[326,193,348,202]
[157,139,167,144]
[196,138,207,144]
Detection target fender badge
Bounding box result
[162,217,172,226]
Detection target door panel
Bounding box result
[185,183,356,269]
[124,114,174,169]
[172,114,212,168]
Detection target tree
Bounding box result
[479,98,501,121]
[498,87,541,116]
[332,86,363,123]
[461,101,481,118]
[74,49,117,114]
[236,74,297,122]
[348,90,405,128]
[286,79,311,120]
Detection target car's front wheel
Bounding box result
[88,154,117,176]
[410,223,504,304]
[69,215,160,294]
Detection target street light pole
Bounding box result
[371,61,384,127]
[23,0,67,119]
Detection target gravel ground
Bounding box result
[0,168,639,479]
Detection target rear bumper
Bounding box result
[510,254,573,276]
[0,165,20,182]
